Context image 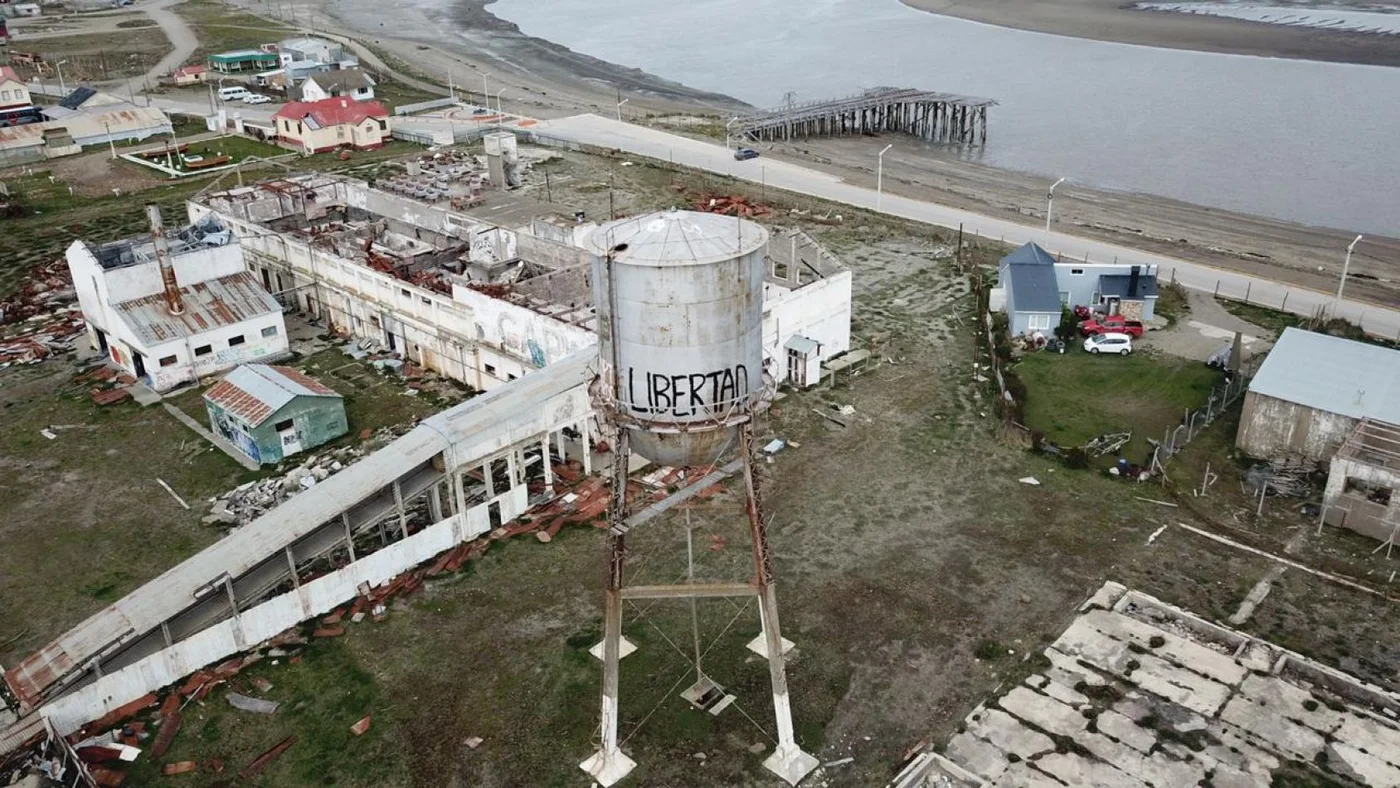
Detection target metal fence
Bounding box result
[1152,358,1258,471]
[393,97,459,116]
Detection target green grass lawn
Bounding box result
[1016,347,1221,462]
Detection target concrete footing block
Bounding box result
[580,748,636,787]
[763,744,820,786]
[746,633,795,659]
[589,636,637,661]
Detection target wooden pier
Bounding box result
[738,87,995,146]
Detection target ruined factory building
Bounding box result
[66,213,289,392]
[896,583,1400,787]
[1236,327,1400,462]
[203,364,347,465]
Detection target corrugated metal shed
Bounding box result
[1249,328,1400,424]
[204,364,340,427]
[0,105,172,152]
[111,271,280,346]
[585,209,768,267]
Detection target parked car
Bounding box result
[733,147,760,161]
[1079,315,1144,338]
[1084,332,1133,355]
[242,94,272,105]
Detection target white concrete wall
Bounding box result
[762,270,853,371]
[142,317,289,391]
[450,283,596,371]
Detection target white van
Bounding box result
[218,86,251,102]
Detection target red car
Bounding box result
[1079,315,1144,338]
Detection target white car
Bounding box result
[242,94,273,105]
[1084,332,1133,355]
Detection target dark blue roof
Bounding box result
[59,87,97,110]
[1000,242,1056,267]
[1099,273,1159,299]
[1008,264,1062,313]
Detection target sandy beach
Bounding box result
[901,0,1400,67]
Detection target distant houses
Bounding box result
[292,68,375,103]
[994,242,1159,336]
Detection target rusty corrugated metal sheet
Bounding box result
[204,378,275,425]
[111,271,280,346]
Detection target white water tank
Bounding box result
[587,209,769,467]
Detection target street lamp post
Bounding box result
[1335,234,1364,316]
[480,72,489,108]
[103,120,116,160]
[876,143,893,210]
[615,98,629,123]
[495,89,507,131]
[56,60,69,95]
[725,116,739,150]
[1045,177,1066,238]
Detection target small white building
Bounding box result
[67,209,289,391]
[293,68,375,103]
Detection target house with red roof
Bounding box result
[272,97,390,154]
[172,64,208,86]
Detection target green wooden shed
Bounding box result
[204,364,347,465]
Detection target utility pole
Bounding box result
[1334,234,1364,317]
[1045,176,1066,240]
[876,143,892,210]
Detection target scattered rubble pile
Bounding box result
[1244,455,1317,497]
[0,259,85,368]
[206,439,388,528]
[692,192,771,218]
[73,362,137,406]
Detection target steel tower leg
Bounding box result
[582,432,636,786]
[740,426,819,786]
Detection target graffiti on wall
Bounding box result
[625,365,749,419]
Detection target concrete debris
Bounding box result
[226,692,279,714]
[763,438,787,455]
[464,736,483,749]
[206,441,387,528]
[350,716,372,736]
[0,258,84,368]
[251,677,274,693]
[1018,477,1040,486]
[40,429,57,440]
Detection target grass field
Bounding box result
[176,0,292,63]
[1016,346,1221,459]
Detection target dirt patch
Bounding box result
[47,150,169,198]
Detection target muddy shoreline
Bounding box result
[900,0,1400,67]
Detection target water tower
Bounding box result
[581,210,819,786]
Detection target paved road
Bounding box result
[530,114,1400,340]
